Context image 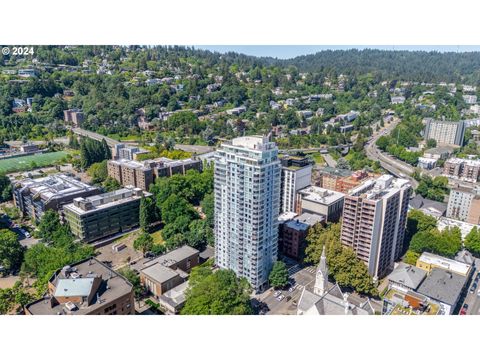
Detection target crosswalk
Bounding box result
[287,265,317,276]
[287,264,301,276]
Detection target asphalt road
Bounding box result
[322,153,337,167]
[365,118,420,188]
[464,259,480,315]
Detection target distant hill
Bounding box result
[266,49,480,84]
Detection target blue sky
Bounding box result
[195,45,480,59]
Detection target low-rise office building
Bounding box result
[158,281,189,314]
[155,157,203,177]
[416,252,472,278]
[139,246,200,299]
[64,186,152,243]
[416,268,468,315]
[409,194,447,218]
[279,213,324,260]
[313,167,370,193]
[387,263,427,292]
[25,258,135,315]
[313,166,352,190]
[295,186,344,222]
[417,157,437,170]
[13,174,100,222]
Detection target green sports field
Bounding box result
[0,151,69,174]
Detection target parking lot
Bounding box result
[254,263,318,315]
[95,230,143,270]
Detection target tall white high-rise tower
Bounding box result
[214,135,281,292]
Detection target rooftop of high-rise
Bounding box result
[348,174,410,200]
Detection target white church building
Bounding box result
[297,246,375,315]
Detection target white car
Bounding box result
[273,291,281,297]
[277,295,285,301]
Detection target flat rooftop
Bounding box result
[64,186,151,215]
[294,213,325,227]
[437,217,477,240]
[14,174,97,202]
[228,135,274,151]
[445,157,480,166]
[317,166,352,178]
[25,258,133,315]
[278,212,297,223]
[417,268,467,306]
[349,174,410,200]
[298,186,345,205]
[159,281,189,307]
[142,245,199,269]
[108,158,151,170]
[141,263,180,283]
[418,252,472,276]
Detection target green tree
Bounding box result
[133,232,154,255]
[102,177,121,192]
[181,269,253,315]
[0,229,24,272]
[187,219,213,249]
[0,174,13,202]
[118,268,144,300]
[375,135,390,151]
[0,281,33,315]
[23,242,94,292]
[465,227,480,257]
[37,209,62,241]
[87,160,108,184]
[139,196,158,232]
[160,194,198,224]
[409,227,462,258]
[200,192,214,227]
[403,250,421,265]
[305,222,377,296]
[426,138,437,148]
[268,261,289,289]
[101,138,111,160]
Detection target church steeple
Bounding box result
[314,245,328,296]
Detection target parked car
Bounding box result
[470,283,477,294]
[273,291,281,297]
[277,294,285,301]
[460,304,469,315]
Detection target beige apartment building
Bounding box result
[340,175,412,279]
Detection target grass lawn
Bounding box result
[151,230,165,244]
[108,134,142,141]
[0,151,69,174]
[310,152,326,165]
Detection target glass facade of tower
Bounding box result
[214,136,281,292]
